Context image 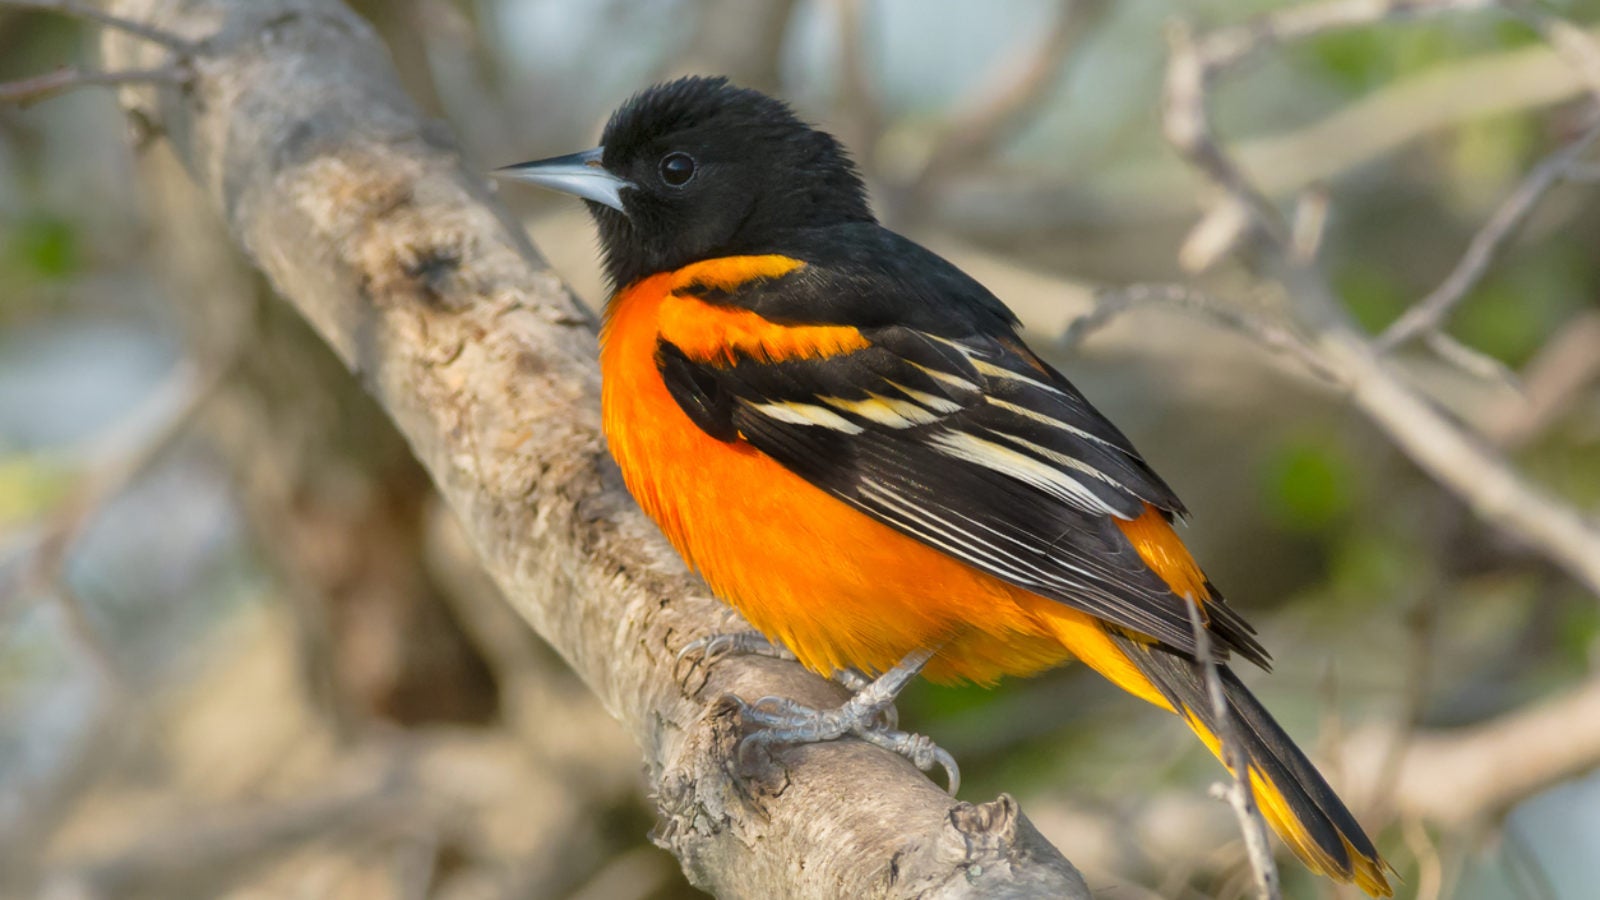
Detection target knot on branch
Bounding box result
[942,793,1024,866]
[884,793,1087,898]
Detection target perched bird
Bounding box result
[499,75,1393,896]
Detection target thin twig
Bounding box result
[1065,284,1343,383]
[4,361,227,693]
[1376,1,1600,350]
[907,0,1107,193]
[1400,816,1445,900]
[1168,0,1537,279]
[1163,22,1292,247]
[1186,600,1281,900]
[1178,198,1254,273]
[0,64,189,107]
[1377,116,1600,349]
[0,0,198,53]
[1421,330,1521,390]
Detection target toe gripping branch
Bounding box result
[680,636,960,794]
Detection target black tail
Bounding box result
[1112,634,1394,896]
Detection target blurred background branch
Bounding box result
[0,64,188,107]
[1159,0,1600,601]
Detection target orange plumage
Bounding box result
[605,256,1220,686]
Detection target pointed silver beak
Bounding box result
[493,147,632,212]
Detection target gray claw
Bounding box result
[726,649,956,792]
[858,728,961,794]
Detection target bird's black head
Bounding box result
[498,76,874,289]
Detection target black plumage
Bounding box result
[592,76,874,290]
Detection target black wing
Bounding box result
[659,300,1267,666]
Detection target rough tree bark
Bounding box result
[101,1,1090,897]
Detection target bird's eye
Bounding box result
[659,152,696,187]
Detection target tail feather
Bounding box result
[1111,633,1395,897]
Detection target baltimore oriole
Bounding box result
[500,76,1393,896]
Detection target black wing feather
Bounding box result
[658,229,1266,666]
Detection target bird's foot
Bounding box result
[734,649,958,793]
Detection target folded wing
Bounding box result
[657,310,1267,667]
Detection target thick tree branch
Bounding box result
[98,1,1088,896]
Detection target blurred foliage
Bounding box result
[0,454,71,528]
[1259,431,1360,534]
[1449,111,1540,193]
[1524,425,1600,509]
[1326,527,1424,605]
[1557,599,1600,666]
[1305,17,1539,93]
[3,213,80,283]
[1335,260,1411,335]
[1455,241,1594,367]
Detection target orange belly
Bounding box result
[598,262,1204,694]
[600,270,1079,683]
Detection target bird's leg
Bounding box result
[826,668,896,728]
[737,647,958,793]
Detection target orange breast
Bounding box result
[598,257,1216,686]
[599,260,1068,683]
